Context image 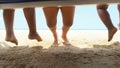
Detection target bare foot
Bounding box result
[108,27,117,41]
[5,34,18,45]
[62,35,71,46]
[63,42,72,46]
[28,32,42,42]
[51,41,59,47]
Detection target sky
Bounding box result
[0,4,119,30]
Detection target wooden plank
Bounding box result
[0,0,119,9]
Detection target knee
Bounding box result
[97,4,108,10]
[47,21,56,28]
[64,22,73,27]
[47,23,56,28]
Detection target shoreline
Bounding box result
[0,30,119,48]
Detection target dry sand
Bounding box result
[0,30,120,68]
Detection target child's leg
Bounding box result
[118,4,120,29]
[61,6,75,45]
[3,9,18,45]
[43,7,59,46]
[97,4,117,41]
[23,8,42,41]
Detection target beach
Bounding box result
[0,30,120,68]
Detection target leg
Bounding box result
[23,8,42,41]
[61,6,75,46]
[3,9,18,45]
[117,4,120,29]
[43,7,59,46]
[97,4,117,41]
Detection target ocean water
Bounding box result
[0,5,119,30]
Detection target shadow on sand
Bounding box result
[0,42,120,68]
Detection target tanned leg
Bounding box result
[3,9,18,45]
[117,4,120,29]
[97,4,117,41]
[61,6,75,46]
[23,8,42,41]
[43,7,59,46]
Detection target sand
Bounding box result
[0,30,120,68]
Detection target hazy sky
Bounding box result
[0,4,119,30]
